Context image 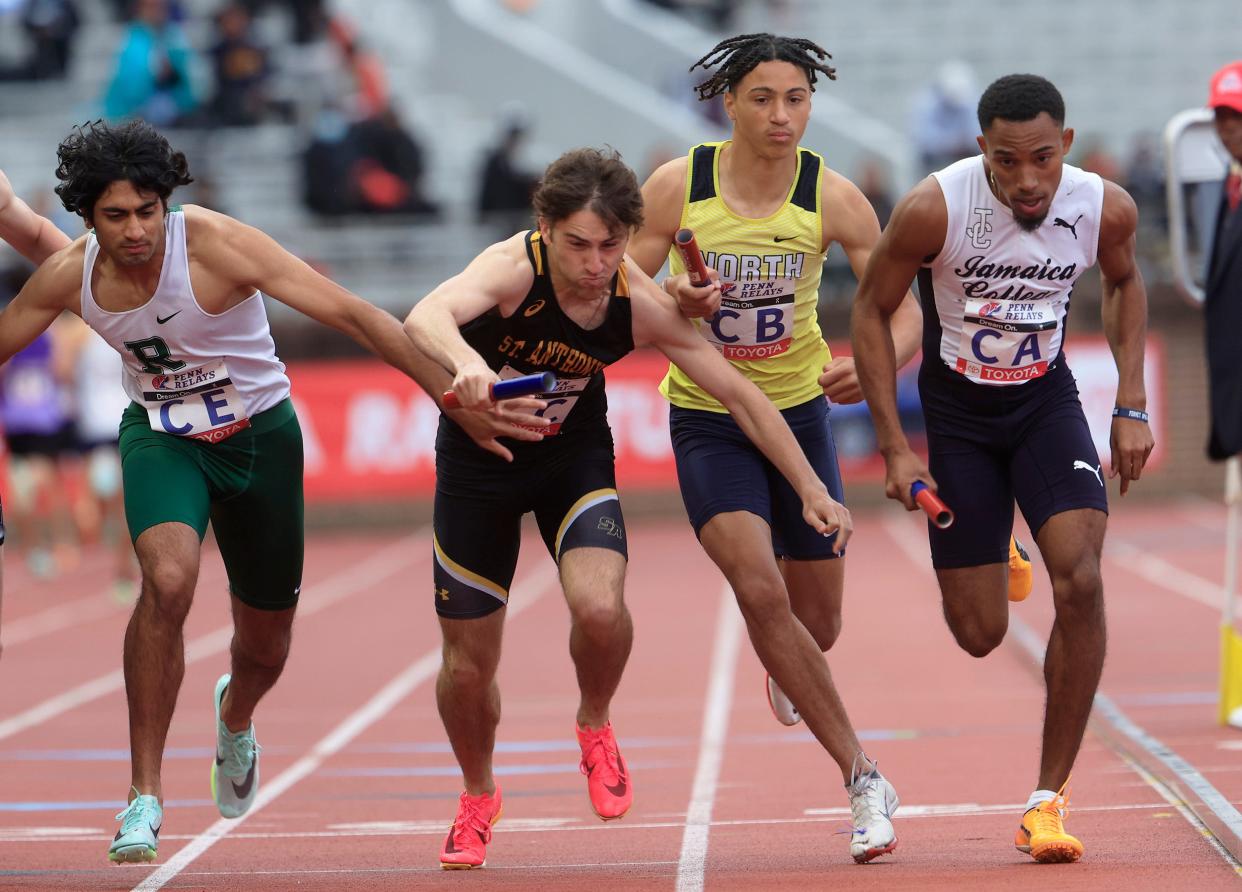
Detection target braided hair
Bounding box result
[689,33,835,102]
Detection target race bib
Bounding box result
[954,298,1059,385]
[700,277,796,361]
[141,358,251,443]
[499,364,588,436]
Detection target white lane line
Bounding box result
[0,535,424,743]
[1104,538,1224,611]
[1089,692,1242,838]
[807,800,1175,818]
[2,592,127,648]
[177,860,678,877]
[675,581,743,892]
[1113,750,1242,873]
[133,559,562,891]
[883,514,1242,866]
[0,799,1185,845]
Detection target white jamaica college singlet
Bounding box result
[80,209,290,442]
[925,156,1104,386]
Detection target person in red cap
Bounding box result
[1204,60,1242,459]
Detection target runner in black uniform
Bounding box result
[434,227,635,620]
[405,147,850,870]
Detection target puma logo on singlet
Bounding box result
[1053,214,1083,239]
[1072,460,1103,486]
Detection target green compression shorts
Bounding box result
[119,398,304,610]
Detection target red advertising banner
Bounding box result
[288,336,1163,504]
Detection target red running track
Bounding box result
[0,499,1239,890]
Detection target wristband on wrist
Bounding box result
[1112,406,1149,423]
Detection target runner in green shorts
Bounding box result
[119,398,305,609]
[0,121,546,864]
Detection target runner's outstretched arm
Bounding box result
[189,209,545,459]
[1096,182,1154,494]
[628,259,851,547]
[851,177,946,509]
[0,169,72,264]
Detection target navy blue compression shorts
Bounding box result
[919,358,1109,570]
[669,396,845,560]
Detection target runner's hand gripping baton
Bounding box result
[674,228,712,287]
[442,371,557,409]
[911,481,955,529]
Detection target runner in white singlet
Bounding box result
[0,121,546,864]
[851,74,1154,865]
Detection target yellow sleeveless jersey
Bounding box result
[659,141,831,412]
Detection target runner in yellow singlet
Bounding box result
[628,33,922,863]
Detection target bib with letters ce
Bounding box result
[140,358,250,442]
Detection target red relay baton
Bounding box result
[442,371,556,410]
[674,228,712,287]
[911,481,954,529]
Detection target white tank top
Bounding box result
[926,157,1104,386]
[80,209,290,441]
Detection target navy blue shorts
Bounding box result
[919,359,1109,569]
[433,421,628,619]
[669,396,845,560]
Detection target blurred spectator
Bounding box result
[855,156,895,228]
[302,105,355,216]
[640,0,741,30]
[0,0,79,81]
[207,2,271,127]
[1077,141,1122,183]
[0,322,79,578]
[477,112,538,235]
[348,105,440,217]
[101,0,198,126]
[1124,131,1166,232]
[1202,59,1242,460]
[301,103,438,218]
[242,0,325,44]
[910,60,980,174]
[104,0,185,21]
[61,316,136,599]
[327,17,388,122]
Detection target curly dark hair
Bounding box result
[690,33,835,101]
[977,74,1065,131]
[532,147,644,234]
[54,120,193,219]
